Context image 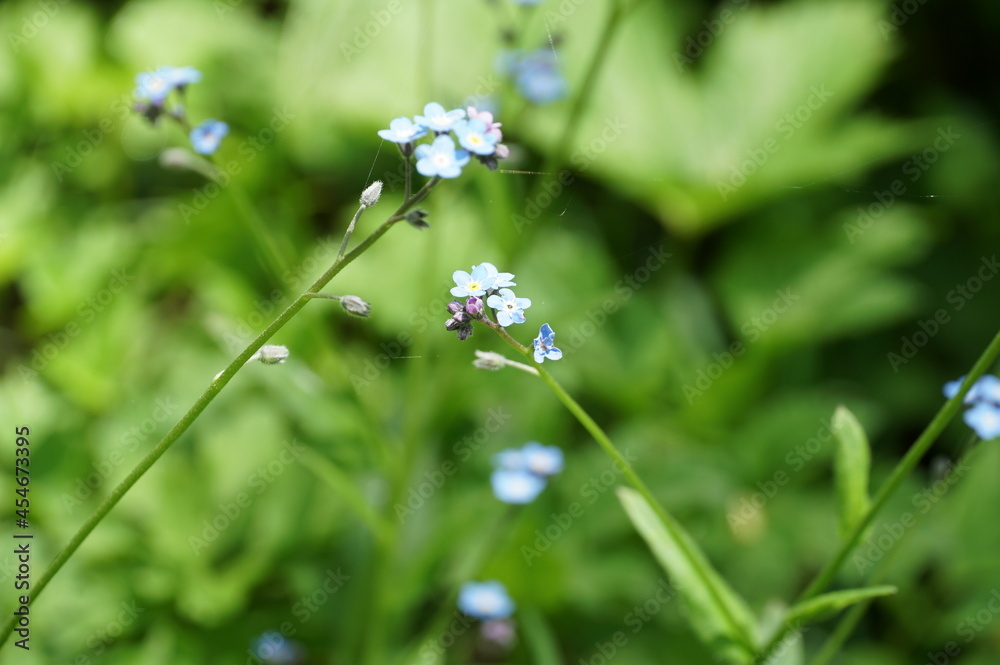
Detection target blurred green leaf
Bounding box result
[832,405,873,541]
[616,487,758,664]
[784,585,897,627]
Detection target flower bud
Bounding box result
[340,295,371,317]
[456,325,474,341]
[465,297,484,317]
[473,350,506,371]
[360,180,383,207]
[252,345,290,365]
[405,209,430,229]
[447,300,464,315]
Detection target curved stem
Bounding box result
[796,329,1000,604]
[0,180,442,648]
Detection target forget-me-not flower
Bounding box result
[190,119,229,155]
[134,67,175,104]
[965,402,1000,440]
[521,441,564,476]
[479,262,516,288]
[415,135,470,178]
[452,265,497,297]
[166,66,202,89]
[458,581,516,620]
[513,50,567,105]
[455,118,499,156]
[487,288,531,326]
[532,323,563,363]
[378,116,429,144]
[491,469,546,504]
[415,102,466,133]
[467,107,503,141]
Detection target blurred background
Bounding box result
[2,0,1000,663]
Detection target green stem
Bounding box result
[796,329,1000,604]
[0,179,442,649]
[338,205,367,262]
[531,361,756,656]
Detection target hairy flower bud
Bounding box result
[360,180,383,208]
[340,295,371,317]
[252,344,289,365]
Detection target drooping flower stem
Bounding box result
[0,179,442,649]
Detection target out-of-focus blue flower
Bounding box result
[415,135,470,178]
[512,49,567,105]
[479,262,515,288]
[166,66,202,88]
[964,402,1000,440]
[486,288,531,326]
[467,107,503,141]
[458,581,516,620]
[943,376,965,400]
[134,67,175,104]
[492,448,526,470]
[491,469,546,504]
[190,119,229,155]
[452,265,497,298]
[251,631,301,664]
[521,441,563,476]
[378,116,429,144]
[944,374,1000,404]
[532,323,563,363]
[415,102,466,133]
[455,118,499,156]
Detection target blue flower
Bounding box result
[414,135,470,179]
[486,288,531,326]
[514,50,567,105]
[190,119,229,155]
[455,118,499,156]
[458,581,516,620]
[532,323,563,363]
[414,102,466,133]
[452,264,497,298]
[134,67,175,104]
[521,441,563,476]
[166,66,202,88]
[492,448,526,470]
[944,374,1000,404]
[251,631,301,664]
[964,402,1000,440]
[479,262,516,288]
[491,469,546,504]
[378,116,428,144]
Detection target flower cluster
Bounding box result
[446,263,530,338]
[378,103,509,177]
[133,66,229,157]
[491,442,564,504]
[944,374,1000,440]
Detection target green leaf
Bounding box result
[784,586,897,627]
[832,406,873,540]
[616,487,758,664]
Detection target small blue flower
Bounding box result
[478,262,516,288]
[944,374,1000,405]
[452,265,497,298]
[491,469,546,504]
[964,402,1000,440]
[134,67,175,104]
[414,102,466,133]
[521,441,563,476]
[454,118,499,156]
[514,50,567,105]
[415,135,470,179]
[458,581,516,620]
[492,448,526,470]
[487,288,531,326]
[190,119,229,155]
[532,323,563,363]
[166,66,202,88]
[378,116,429,144]
[251,631,301,664]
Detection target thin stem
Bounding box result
[404,154,413,202]
[795,329,1000,604]
[0,179,443,649]
[337,205,367,262]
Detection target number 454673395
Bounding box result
[15,426,29,512]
